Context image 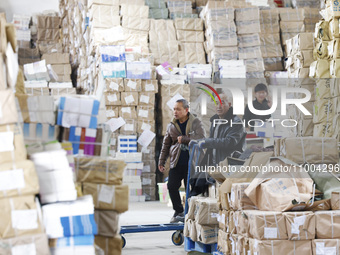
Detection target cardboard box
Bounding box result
[187,196,199,220]
[237,33,261,48]
[149,20,176,41]
[120,119,137,135]
[260,9,279,23]
[141,79,158,93]
[37,42,63,54]
[195,223,218,244]
[119,106,137,119]
[137,106,154,120]
[279,8,305,21]
[260,20,280,33]
[36,15,60,29]
[95,210,119,237]
[123,79,141,92]
[37,28,60,41]
[178,42,206,67]
[0,195,44,239]
[0,233,49,255]
[92,15,120,28]
[195,198,219,225]
[331,192,340,210]
[236,20,261,34]
[246,210,288,240]
[138,92,155,106]
[42,53,69,65]
[0,160,39,198]
[105,92,121,106]
[176,30,204,42]
[187,219,197,241]
[250,239,312,255]
[245,158,314,211]
[330,18,340,39]
[121,92,138,106]
[218,210,229,232]
[238,46,262,60]
[122,16,150,31]
[0,124,27,165]
[235,210,249,237]
[174,18,203,31]
[75,157,126,185]
[137,119,155,133]
[280,21,305,33]
[261,45,283,58]
[312,239,340,255]
[230,183,257,210]
[82,183,129,212]
[279,137,339,164]
[0,90,18,125]
[284,211,315,240]
[315,211,340,239]
[51,64,72,75]
[326,0,340,18]
[90,4,119,18]
[94,235,122,255]
[120,4,149,18]
[105,78,124,92]
[235,7,260,21]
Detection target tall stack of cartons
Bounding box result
[284,33,315,137]
[236,7,265,79]
[260,9,284,71]
[279,8,305,57]
[200,1,238,72]
[146,0,169,19]
[174,18,206,67]
[149,19,179,67]
[0,16,50,254]
[35,14,61,54]
[76,157,127,255]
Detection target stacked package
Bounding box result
[184,197,219,245]
[175,18,206,67]
[0,19,50,253]
[284,33,315,137]
[14,14,40,66]
[201,2,238,72]
[215,155,340,255]
[168,1,198,19]
[42,195,98,254]
[35,14,61,54]
[149,19,179,67]
[236,7,265,78]
[304,8,321,33]
[279,8,306,57]
[292,0,320,8]
[156,64,190,136]
[42,52,71,83]
[260,9,284,71]
[146,0,169,19]
[76,157,127,255]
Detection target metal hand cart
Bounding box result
[119,142,208,249]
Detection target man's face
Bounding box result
[216,99,230,117]
[255,90,267,102]
[174,102,188,120]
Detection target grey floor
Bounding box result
[120,201,187,255]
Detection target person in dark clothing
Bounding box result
[159,99,205,223]
[243,83,272,132]
[199,93,246,166]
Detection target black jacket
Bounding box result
[243,99,271,131]
[203,107,245,165]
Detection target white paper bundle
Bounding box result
[42,195,97,238]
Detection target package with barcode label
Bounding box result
[247,210,288,240]
[141,79,158,92]
[195,198,219,225]
[123,79,141,92]
[105,78,124,92]
[137,106,154,120]
[284,211,315,240]
[137,119,155,133]
[119,106,137,119]
[138,92,155,106]
[105,92,121,106]
[121,92,138,106]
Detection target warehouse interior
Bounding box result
[1,0,340,254]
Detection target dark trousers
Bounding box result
[168,164,188,214]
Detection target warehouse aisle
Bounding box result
[121,202,186,255]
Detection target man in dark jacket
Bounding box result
[199,93,245,166]
[159,99,205,223]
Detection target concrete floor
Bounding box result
[120,201,187,255]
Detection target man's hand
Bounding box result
[178,136,183,144]
[158,165,165,172]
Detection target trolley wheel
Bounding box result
[121,235,126,248]
[171,230,184,246]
